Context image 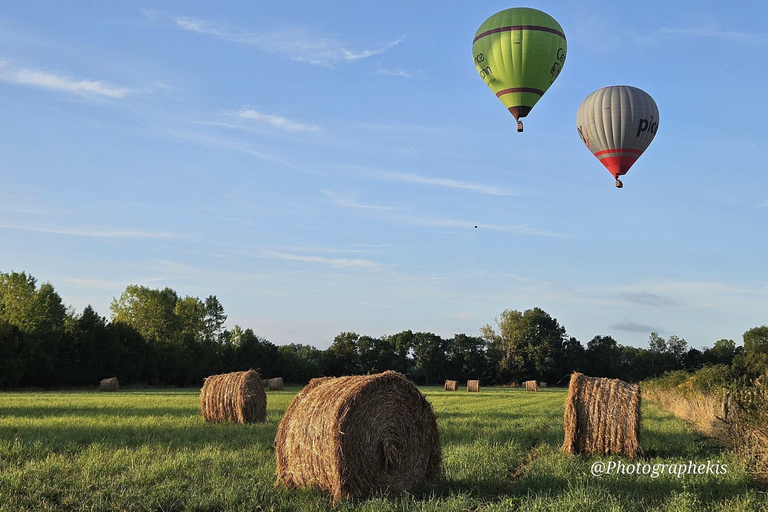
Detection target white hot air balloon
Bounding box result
[576,85,659,188]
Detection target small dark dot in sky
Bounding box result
[474,226,478,228]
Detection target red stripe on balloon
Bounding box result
[473,25,566,43]
[593,148,644,157]
[496,88,544,98]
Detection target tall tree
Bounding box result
[412,332,448,385]
[481,307,566,383]
[204,295,227,343]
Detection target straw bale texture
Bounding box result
[444,380,458,391]
[275,370,442,502]
[561,372,642,458]
[467,380,480,392]
[525,380,538,392]
[200,370,266,424]
[99,377,119,392]
[268,377,284,391]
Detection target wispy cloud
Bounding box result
[371,170,518,196]
[165,129,316,174]
[323,193,563,237]
[0,221,186,239]
[611,320,664,334]
[259,249,383,270]
[61,277,131,290]
[236,109,321,133]
[0,63,133,98]
[619,291,676,307]
[376,69,411,78]
[323,190,403,211]
[155,12,405,67]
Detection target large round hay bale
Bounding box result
[467,380,480,392]
[444,379,458,391]
[525,380,538,392]
[267,377,284,391]
[99,377,119,392]
[200,370,266,424]
[561,372,642,458]
[275,370,442,502]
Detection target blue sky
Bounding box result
[0,1,766,350]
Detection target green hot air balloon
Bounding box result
[472,7,567,132]
[576,85,659,188]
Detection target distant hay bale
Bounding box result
[525,380,538,392]
[444,380,458,391]
[99,377,119,392]
[200,370,266,424]
[262,379,269,388]
[561,372,642,458]
[467,380,480,392]
[275,370,442,502]
[539,382,548,388]
[268,377,284,391]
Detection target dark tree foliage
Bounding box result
[1,271,763,388]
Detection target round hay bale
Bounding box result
[444,380,458,391]
[268,377,284,391]
[275,370,442,502]
[561,372,642,458]
[99,377,119,392]
[467,379,480,392]
[525,380,538,392]
[200,370,266,424]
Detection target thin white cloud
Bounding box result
[236,109,321,133]
[164,13,404,67]
[323,193,563,237]
[322,190,403,211]
[0,221,186,239]
[376,69,411,78]
[372,170,518,196]
[165,129,316,174]
[61,277,131,290]
[0,63,133,98]
[259,250,383,270]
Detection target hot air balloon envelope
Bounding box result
[576,85,659,185]
[472,8,567,131]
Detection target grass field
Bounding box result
[0,387,766,511]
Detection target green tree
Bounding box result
[738,326,768,378]
[0,321,25,388]
[666,335,688,369]
[447,333,486,382]
[204,295,227,343]
[704,338,737,366]
[384,330,413,374]
[110,285,180,343]
[585,335,621,378]
[325,332,362,376]
[412,332,448,385]
[481,307,566,383]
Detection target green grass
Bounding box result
[0,387,765,511]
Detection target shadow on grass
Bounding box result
[0,419,280,452]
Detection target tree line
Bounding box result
[1,271,765,388]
